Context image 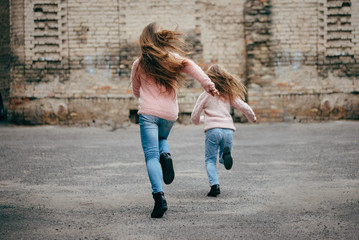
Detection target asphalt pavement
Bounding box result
[0,121,358,239]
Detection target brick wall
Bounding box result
[245,0,359,122]
[0,0,10,119]
[5,0,359,125]
[7,0,248,125]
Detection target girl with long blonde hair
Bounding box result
[191,64,256,197]
[131,22,218,218]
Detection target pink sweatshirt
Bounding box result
[131,54,215,121]
[191,92,257,132]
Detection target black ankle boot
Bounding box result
[207,184,220,197]
[160,153,175,185]
[151,192,167,218]
[223,146,233,170]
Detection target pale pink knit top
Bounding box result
[191,92,257,132]
[131,53,215,121]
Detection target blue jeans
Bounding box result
[139,114,175,194]
[205,128,234,186]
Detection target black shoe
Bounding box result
[207,184,220,197]
[160,153,175,185]
[151,192,167,218]
[223,146,233,170]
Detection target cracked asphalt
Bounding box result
[0,121,358,239]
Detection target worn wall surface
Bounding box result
[6,0,247,125]
[245,0,359,122]
[0,0,10,119]
[4,0,359,125]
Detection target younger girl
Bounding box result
[191,64,256,197]
[131,22,219,218]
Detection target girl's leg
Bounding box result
[205,128,220,186]
[219,129,234,164]
[158,118,175,185]
[139,115,163,193]
[223,129,234,151]
[158,118,175,154]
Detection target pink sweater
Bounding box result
[131,54,215,121]
[191,92,257,132]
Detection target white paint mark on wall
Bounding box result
[292,51,302,72]
[85,55,96,75]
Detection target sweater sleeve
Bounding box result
[191,92,207,125]
[131,59,141,98]
[232,98,257,123]
[171,53,214,93]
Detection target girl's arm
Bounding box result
[131,59,141,98]
[172,53,218,96]
[191,92,207,125]
[232,98,257,123]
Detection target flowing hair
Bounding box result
[205,64,247,102]
[137,22,190,92]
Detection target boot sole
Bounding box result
[207,191,220,197]
[223,146,233,170]
[151,206,167,218]
[162,157,175,185]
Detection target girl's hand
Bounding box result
[208,85,219,96]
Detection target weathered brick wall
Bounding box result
[5,0,359,125]
[7,0,248,125]
[245,0,359,122]
[8,0,127,126]
[197,0,246,76]
[0,0,10,118]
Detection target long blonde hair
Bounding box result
[137,22,190,92]
[206,64,247,102]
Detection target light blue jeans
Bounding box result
[205,128,234,186]
[139,114,175,194]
